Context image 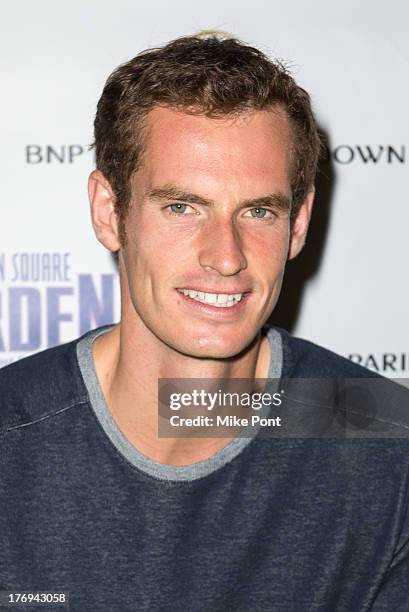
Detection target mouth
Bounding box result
[176,288,248,308]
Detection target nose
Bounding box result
[198,215,247,276]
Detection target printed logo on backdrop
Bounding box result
[25,144,407,165]
[322,144,406,164]
[348,353,409,377]
[0,252,118,368]
[25,145,93,164]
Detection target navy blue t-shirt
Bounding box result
[1,325,409,611]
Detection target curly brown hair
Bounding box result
[93,33,321,245]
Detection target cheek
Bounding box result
[132,208,195,257]
[124,232,186,295]
[245,225,290,272]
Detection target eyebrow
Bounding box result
[147,185,291,213]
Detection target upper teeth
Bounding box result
[178,289,244,307]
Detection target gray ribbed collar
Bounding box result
[76,325,283,482]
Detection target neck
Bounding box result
[92,318,271,466]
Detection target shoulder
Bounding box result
[274,326,380,378]
[0,334,89,431]
[271,326,409,435]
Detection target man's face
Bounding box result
[119,106,301,358]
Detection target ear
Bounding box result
[88,170,121,252]
[288,189,315,260]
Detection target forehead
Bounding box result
[136,106,292,197]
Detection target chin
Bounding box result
[171,332,255,360]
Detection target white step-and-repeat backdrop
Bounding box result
[1,0,408,377]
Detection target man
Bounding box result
[1,34,409,611]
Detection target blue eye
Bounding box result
[251,208,267,218]
[244,207,274,219]
[170,203,188,214]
